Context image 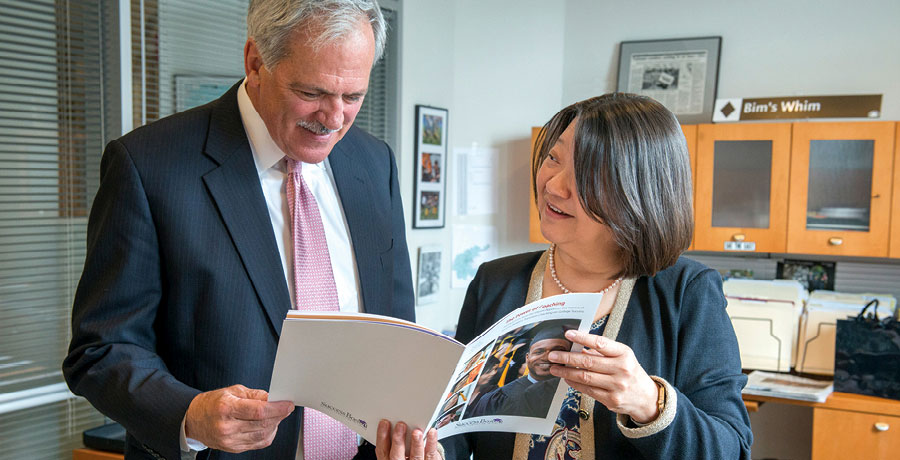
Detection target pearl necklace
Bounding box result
[548,243,622,295]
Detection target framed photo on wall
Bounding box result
[776,258,836,291]
[616,36,722,124]
[416,245,442,305]
[174,75,240,112]
[413,105,448,228]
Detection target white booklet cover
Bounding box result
[268,292,602,444]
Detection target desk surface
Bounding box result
[73,448,124,460]
[743,391,900,416]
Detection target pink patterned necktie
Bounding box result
[285,158,358,459]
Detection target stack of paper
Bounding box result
[723,279,807,372]
[743,370,833,403]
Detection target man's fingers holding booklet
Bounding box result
[375,420,441,460]
[184,384,294,452]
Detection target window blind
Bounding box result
[0,1,401,457]
[355,5,399,152]
[0,0,115,457]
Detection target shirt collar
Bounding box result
[236,78,327,175]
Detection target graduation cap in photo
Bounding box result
[529,321,575,345]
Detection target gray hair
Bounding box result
[247,0,386,69]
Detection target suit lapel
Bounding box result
[201,84,291,336]
[328,134,390,317]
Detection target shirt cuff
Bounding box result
[616,376,677,438]
[181,416,209,452]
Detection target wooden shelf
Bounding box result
[743,391,900,416]
[73,448,124,460]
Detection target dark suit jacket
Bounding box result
[444,252,752,460]
[468,375,559,418]
[62,83,414,460]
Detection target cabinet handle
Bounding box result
[874,422,889,432]
[828,237,843,246]
[732,233,745,242]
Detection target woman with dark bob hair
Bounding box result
[376,93,752,459]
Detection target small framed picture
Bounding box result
[174,75,240,112]
[416,246,442,305]
[616,36,722,124]
[413,105,448,228]
[776,258,836,291]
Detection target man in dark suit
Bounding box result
[468,323,573,419]
[62,1,413,459]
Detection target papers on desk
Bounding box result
[743,370,833,403]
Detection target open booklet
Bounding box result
[268,292,603,445]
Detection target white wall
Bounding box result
[561,0,900,117]
[402,0,565,333]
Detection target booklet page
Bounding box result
[430,292,601,438]
[269,312,465,445]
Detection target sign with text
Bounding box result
[713,95,881,122]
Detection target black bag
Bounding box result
[834,299,900,401]
[83,422,125,453]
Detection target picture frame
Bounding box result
[413,105,448,228]
[416,245,442,305]
[174,75,240,112]
[776,258,836,291]
[616,36,722,124]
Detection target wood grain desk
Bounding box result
[72,448,124,460]
[73,394,898,460]
[743,392,900,460]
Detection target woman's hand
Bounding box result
[548,330,661,424]
[375,419,440,460]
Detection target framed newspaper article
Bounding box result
[616,37,721,124]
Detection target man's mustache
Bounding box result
[298,120,340,135]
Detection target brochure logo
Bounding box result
[320,401,367,429]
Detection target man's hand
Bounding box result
[375,420,440,460]
[184,384,295,453]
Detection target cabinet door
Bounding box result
[812,408,900,460]
[891,123,900,258]
[683,125,698,251]
[694,123,792,252]
[529,127,548,244]
[787,122,895,257]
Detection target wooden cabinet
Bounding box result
[694,123,792,253]
[73,449,124,460]
[529,127,548,244]
[683,125,698,250]
[787,122,896,257]
[744,391,900,460]
[528,120,900,259]
[811,394,900,460]
[891,123,900,258]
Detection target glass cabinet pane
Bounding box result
[806,140,873,231]
[711,140,772,228]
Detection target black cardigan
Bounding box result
[443,251,752,460]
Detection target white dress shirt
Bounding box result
[181,79,363,457]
